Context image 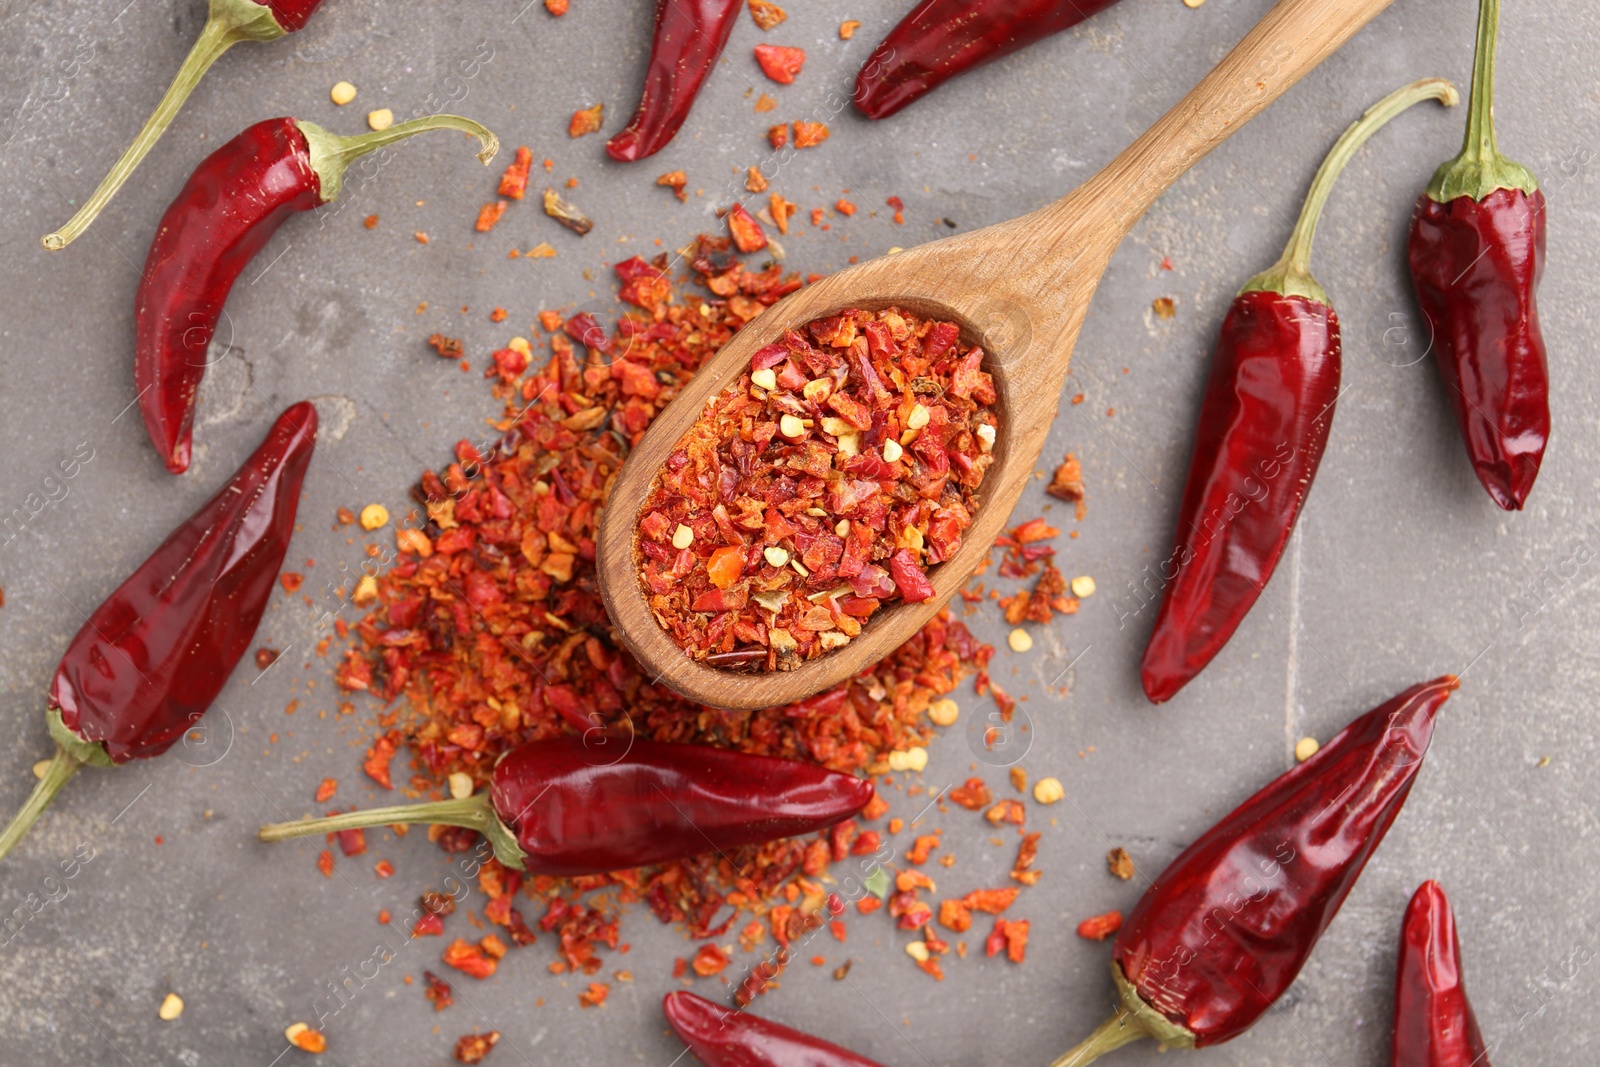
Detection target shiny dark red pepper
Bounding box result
[258,735,874,873]
[1392,881,1491,1067]
[1140,80,1458,704]
[852,0,1121,120]
[0,402,318,864]
[664,991,885,1067]
[606,0,743,162]
[1408,0,1547,511]
[1054,676,1458,1063]
[136,115,497,474]
[42,0,330,251]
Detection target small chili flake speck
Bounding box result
[255,647,280,670]
[363,214,378,229]
[749,0,786,29]
[280,572,304,593]
[839,20,860,39]
[1152,296,1176,319]
[314,777,337,803]
[793,121,829,148]
[568,103,603,138]
[1107,847,1134,880]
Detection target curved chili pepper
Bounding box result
[1052,676,1459,1064]
[606,0,743,162]
[1408,0,1547,511]
[40,0,328,251]
[1392,881,1491,1066]
[664,991,886,1067]
[0,403,317,864]
[135,114,497,474]
[1139,80,1458,705]
[852,0,1122,120]
[258,735,874,873]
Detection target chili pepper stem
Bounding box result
[1428,0,1538,202]
[257,791,528,868]
[40,0,287,251]
[1047,1014,1148,1066]
[1243,78,1459,304]
[1050,963,1196,1066]
[296,116,500,205]
[0,746,86,862]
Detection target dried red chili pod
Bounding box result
[1053,676,1459,1063]
[0,403,317,864]
[853,0,1122,120]
[41,0,329,251]
[136,114,496,474]
[1139,79,1458,705]
[606,0,743,162]
[1408,0,1548,510]
[258,735,873,873]
[1392,881,1492,1067]
[664,991,886,1067]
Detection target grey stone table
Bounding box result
[1,0,1596,1062]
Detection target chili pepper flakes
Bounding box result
[1011,832,1041,886]
[443,938,498,979]
[579,982,610,1007]
[748,0,786,30]
[656,170,689,201]
[1075,909,1122,941]
[754,45,806,85]
[499,146,533,200]
[475,201,508,232]
[316,850,334,878]
[453,1031,500,1064]
[768,124,789,149]
[691,943,731,976]
[568,104,603,138]
[986,917,1029,962]
[636,305,997,671]
[725,204,768,253]
[793,121,829,148]
[545,0,568,14]
[1106,846,1134,880]
[423,970,454,1010]
[255,647,280,670]
[840,20,860,39]
[949,777,991,810]
[745,167,769,194]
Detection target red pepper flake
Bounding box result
[985,799,1025,825]
[545,0,568,13]
[568,103,603,138]
[414,231,430,244]
[850,829,881,855]
[428,333,465,359]
[835,198,856,216]
[907,834,941,865]
[839,20,860,39]
[949,777,991,810]
[280,572,304,593]
[1152,296,1176,319]
[316,850,334,878]
[363,214,379,229]
[1012,832,1042,885]
[725,204,768,253]
[374,859,395,878]
[475,201,508,232]
[691,943,731,976]
[255,647,280,670]
[754,92,777,113]
[453,1031,500,1064]
[938,898,972,933]
[748,0,786,30]
[745,167,769,194]
[378,908,392,924]
[335,826,366,857]
[962,887,1018,914]
[490,307,508,324]
[442,938,498,979]
[862,794,890,821]
[1045,452,1087,522]
[423,970,454,1010]
[792,121,829,148]
[362,731,399,789]
[1076,910,1123,941]
[987,917,1030,962]
[768,124,789,149]
[656,170,689,201]
[754,44,806,85]
[578,982,609,1007]
[498,146,533,200]
[768,193,796,234]
[1106,847,1134,880]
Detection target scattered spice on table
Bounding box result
[656,170,689,200]
[256,647,281,670]
[1045,452,1087,519]
[748,0,786,29]
[1107,847,1134,880]
[453,1030,501,1064]
[475,201,508,232]
[754,44,806,84]
[499,147,533,199]
[635,305,997,671]
[569,103,604,137]
[793,121,829,148]
[543,187,594,235]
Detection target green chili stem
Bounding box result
[0,746,85,863]
[258,790,528,868]
[296,115,499,205]
[41,0,287,251]
[1242,77,1459,304]
[1426,0,1538,201]
[1047,1014,1149,1067]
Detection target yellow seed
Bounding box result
[1033,777,1064,805]
[886,750,910,772]
[906,403,931,430]
[1183,0,1205,7]
[886,246,904,255]
[1294,736,1320,762]
[32,759,52,779]
[835,433,860,456]
[882,439,904,463]
[158,993,184,1021]
[835,519,850,537]
[330,81,357,106]
[352,575,379,605]
[819,416,852,436]
[285,1022,308,1043]
[927,698,959,727]
[672,524,694,550]
[1008,628,1033,653]
[359,504,389,530]
[1070,575,1097,598]
[366,108,394,131]
[764,546,790,568]
[507,336,532,356]
[905,940,930,962]
[448,772,474,799]
[779,414,806,439]
[976,423,996,452]
[904,746,928,772]
[750,367,777,391]
[803,378,833,402]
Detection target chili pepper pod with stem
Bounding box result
[605,0,743,162]
[1392,881,1492,1067]
[136,115,496,475]
[1409,0,1548,511]
[852,0,1122,120]
[1052,676,1459,1065]
[41,0,328,251]
[1139,79,1458,705]
[0,403,317,865]
[258,735,873,874]
[664,991,886,1067]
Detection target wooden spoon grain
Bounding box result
[597,0,1396,711]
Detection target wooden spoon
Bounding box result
[598,0,1395,711]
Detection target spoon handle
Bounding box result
[1051,0,1397,243]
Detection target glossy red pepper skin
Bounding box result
[1140,292,1339,704]
[1408,187,1548,510]
[664,991,886,1067]
[853,0,1121,119]
[135,118,321,475]
[53,402,318,763]
[1112,677,1458,1046]
[606,0,743,162]
[1392,881,1491,1067]
[262,0,325,32]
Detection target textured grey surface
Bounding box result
[1,0,1597,1063]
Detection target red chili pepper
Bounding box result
[1139,80,1458,705]
[605,0,744,162]
[258,735,873,873]
[1055,676,1459,1062]
[41,0,329,251]
[135,114,497,474]
[1409,0,1548,510]
[1392,881,1491,1066]
[0,403,318,863]
[663,991,885,1067]
[852,0,1121,120]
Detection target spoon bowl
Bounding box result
[598,0,1396,710]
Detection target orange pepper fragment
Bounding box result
[706,545,745,589]
[568,103,603,138]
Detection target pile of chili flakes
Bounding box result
[637,305,998,671]
[331,238,1044,1007]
